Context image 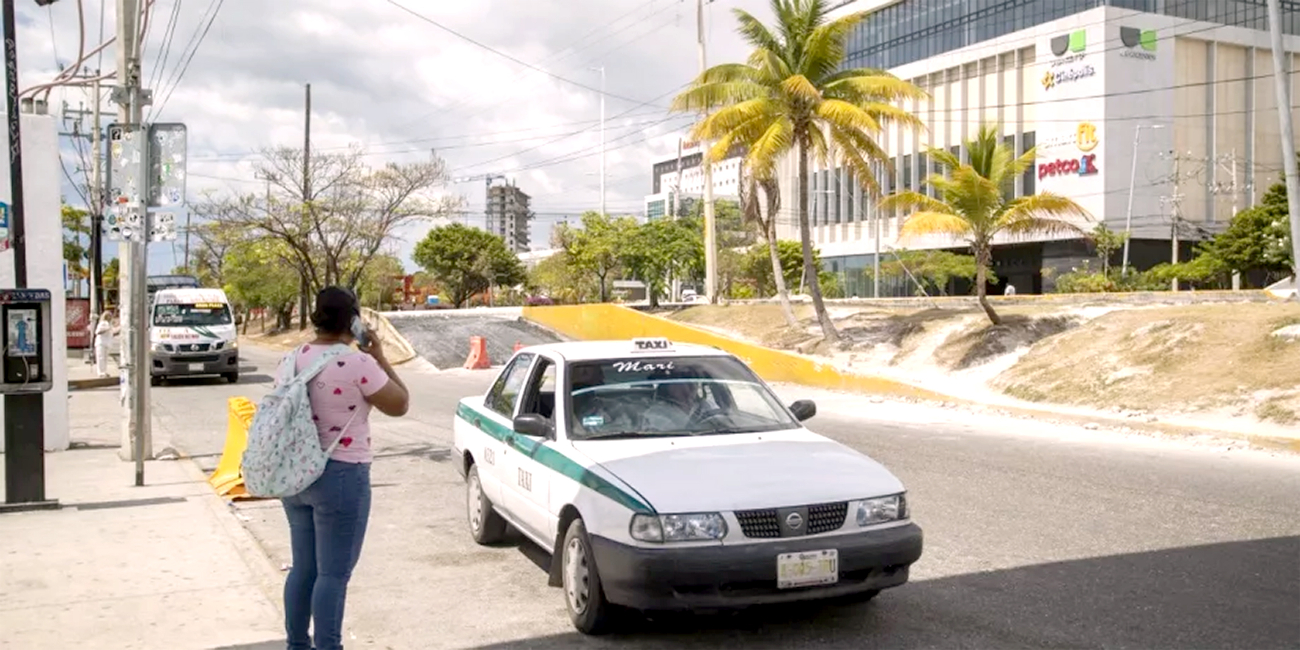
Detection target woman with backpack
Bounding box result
[278,286,410,650]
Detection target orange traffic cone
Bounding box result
[513,341,524,353]
[464,336,491,370]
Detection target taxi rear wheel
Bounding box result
[467,464,506,545]
[562,517,618,635]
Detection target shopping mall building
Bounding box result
[773,0,1300,296]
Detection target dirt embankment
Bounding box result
[669,301,1300,429]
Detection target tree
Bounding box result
[1200,177,1294,283]
[356,253,407,310]
[740,170,798,326]
[223,239,302,330]
[102,258,120,308]
[740,239,818,298]
[182,211,248,287]
[1089,223,1128,276]
[672,0,926,341]
[620,218,705,308]
[555,212,633,302]
[529,252,597,304]
[867,249,980,296]
[61,203,90,290]
[413,224,526,308]
[204,147,461,327]
[882,125,1090,325]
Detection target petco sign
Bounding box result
[1038,154,1098,180]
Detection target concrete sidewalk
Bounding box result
[0,368,285,649]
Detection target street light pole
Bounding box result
[697,0,718,303]
[1266,0,1300,292]
[1122,123,1164,276]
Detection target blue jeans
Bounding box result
[282,460,372,650]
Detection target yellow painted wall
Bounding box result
[522,304,948,401]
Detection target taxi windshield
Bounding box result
[152,302,232,327]
[567,355,799,440]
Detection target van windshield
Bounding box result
[153,302,232,327]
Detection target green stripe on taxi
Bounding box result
[456,402,655,514]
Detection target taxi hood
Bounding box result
[570,429,905,513]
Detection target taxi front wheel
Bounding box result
[562,517,620,635]
[466,464,506,545]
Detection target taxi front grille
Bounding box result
[734,501,849,538]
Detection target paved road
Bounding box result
[161,344,1300,650]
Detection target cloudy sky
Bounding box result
[18,0,775,276]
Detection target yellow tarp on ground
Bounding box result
[208,397,258,500]
[521,304,947,400]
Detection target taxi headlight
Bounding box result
[629,513,727,543]
[855,493,908,527]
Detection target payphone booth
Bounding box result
[0,289,54,394]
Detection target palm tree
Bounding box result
[881,125,1092,325]
[671,0,926,342]
[740,167,799,327]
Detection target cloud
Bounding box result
[21,0,773,272]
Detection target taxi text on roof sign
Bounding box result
[632,338,672,352]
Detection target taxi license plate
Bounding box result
[188,363,204,372]
[777,549,838,589]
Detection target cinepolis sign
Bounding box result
[1039,153,1098,180]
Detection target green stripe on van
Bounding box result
[455,402,655,514]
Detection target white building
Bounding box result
[776,0,1300,296]
[645,139,746,219]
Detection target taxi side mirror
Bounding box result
[513,413,554,439]
[789,399,817,422]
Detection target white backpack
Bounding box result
[242,344,359,498]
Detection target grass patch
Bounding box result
[1256,398,1299,425]
[933,314,1080,371]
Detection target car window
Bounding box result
[567,355,798,439]
[518,357,558,425]
[486,353,535,418]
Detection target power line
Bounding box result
[147,0,185,92]
[385,0,671,109]
[152,0,226,120]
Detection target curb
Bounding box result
[176,457,287,617]
[69,377,118,390]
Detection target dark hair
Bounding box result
[311,286,359,335]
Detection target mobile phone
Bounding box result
[350,316,369,347]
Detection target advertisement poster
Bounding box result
[7,309,37,357]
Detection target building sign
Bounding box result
[1120,26,1157,60]
[1076,123,1098,152]
[1041,65,1096,90]
[1050,29,1086,65]
[1038,154,1099,180]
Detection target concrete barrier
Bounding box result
[361,307,417,365]
[521,304,948,401]
[208,397,258,500]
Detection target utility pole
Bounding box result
[872,160,882,298]
[112,0,152,485]
[697,0,718,303]
[1122,123,1165,276]
[1167,153,1185,292]
[1265,0,1300,293]
[90,78,103,311]
[673,137,683,218]
[299,83,311,327]
[591,66,606,216]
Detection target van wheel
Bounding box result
[467,464,506,545]
[224,372,239,384]
[562,518,618,635]
[150,376,162,387]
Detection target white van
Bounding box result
[149,288,239,385]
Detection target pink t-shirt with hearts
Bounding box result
[279,343,389,464]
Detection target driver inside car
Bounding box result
[642,379,708,430]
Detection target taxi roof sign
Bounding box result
[631,337,672,352]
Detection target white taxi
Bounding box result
[452,338,923,634]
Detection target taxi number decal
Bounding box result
[483,448,495,466]
[518,468,532,492]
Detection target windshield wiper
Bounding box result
[577,430,689,441]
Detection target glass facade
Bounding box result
[843,0,1300,71]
